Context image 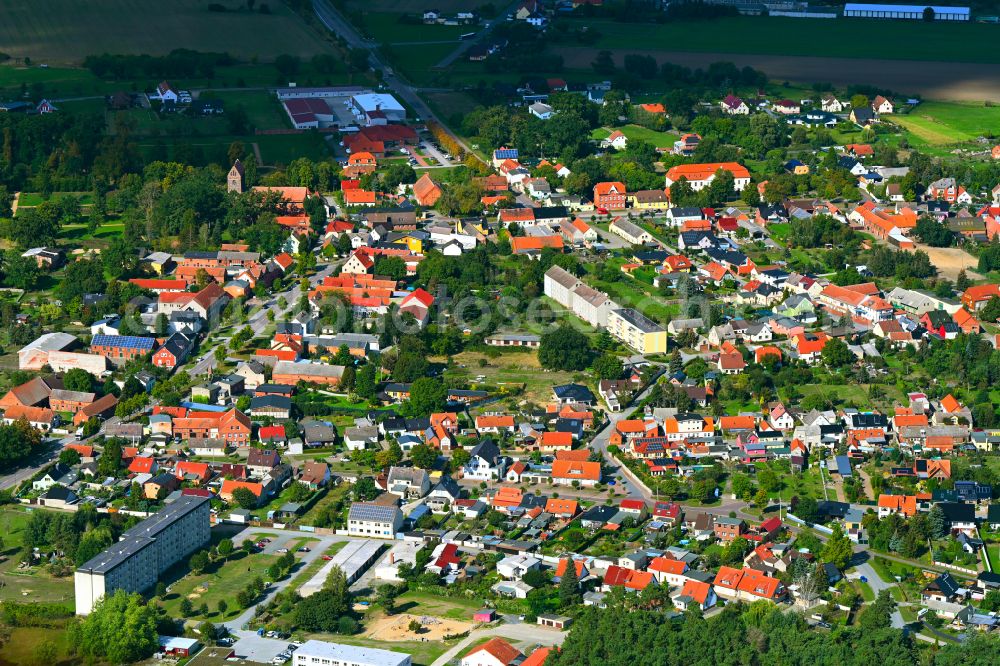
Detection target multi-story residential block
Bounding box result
[608,308,667,354]
[74,495,210,614]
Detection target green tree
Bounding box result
[189,550,210,574]
[820,337,853,368]
[402,377,447,417]
[231,486,258,510]
[927,504,947,539]
[410,444,438,470]
[377,583,399,615]
[62,368,94,393]
[70,590,158,663]
[217,538,233,558]
[821,522,853,570]
[539,325,592,371]
[558,559,581,607]
[592,354,623,380]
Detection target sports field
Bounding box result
[0,0,330,64]
[576,16,1000,64]
[890,101,1000,145]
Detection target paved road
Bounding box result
[220,527,369,663]
[588,374,663,500]
[311,0,474,155]
[187,261,338,377]
[432,1,522,69]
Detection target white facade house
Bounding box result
[347,503,403,539]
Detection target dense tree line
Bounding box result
[549,600,998,666]
[83,50,235,80]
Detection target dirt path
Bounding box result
[553,47,1000,102]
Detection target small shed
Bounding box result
[158,636,201,657]
[537,613,573,630]
[473,608,496,623]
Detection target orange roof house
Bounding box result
[464,638,522,666]
[545,498,579,517]
[877,494,918,517]
[754,346,782,364]
[510,235,563,255]
[492,486,524,509]
[219,479,264,505]
[940,394,962,414]
[551,460,601,486]
[128,456,156,474]
[555,557,587,579]
[344,189,377,206]
[539,431,573,450]
[664,162,750,190]
[640,103,667,114]
[962,284,1000,312]
[413,173,443,207]
[719,415,756,431]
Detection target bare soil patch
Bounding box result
[364,612,474,642]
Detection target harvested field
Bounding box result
[364,613,473,642]
[0,0,330,64]
[554,47,1000,103]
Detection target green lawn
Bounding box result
[203,90,292,131]
[357,12,469,43]
[593,124,678,149]
[395,590,486,621]
[160,550,281,621]
[0,623,76,665]
[857,580,875,602]
[383,43,457,85]
[0,507,75,606]
[571,16,1000,64]
[890,101,1000,146]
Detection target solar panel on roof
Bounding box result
[92,334,156,350]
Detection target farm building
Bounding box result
[842,3,970,20]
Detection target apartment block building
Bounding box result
[608,308,667,354]
[74,495,210,614]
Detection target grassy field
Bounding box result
[0,622,76,665]
[384,43,457,84]
[0,0,330,64]
[135,131,331,167]
[395,590,485,620]
[356,12,469,44]
[439,350,582,405]
[0,507,74,606]
[890,101,1000,146]
[160,549,281,621]
[592,124,678,149]
[572,16,1000,64]
[203,90,291,130]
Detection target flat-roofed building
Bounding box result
[608,308,667,354]
[74,495,210,614]
[293,639,411,666]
